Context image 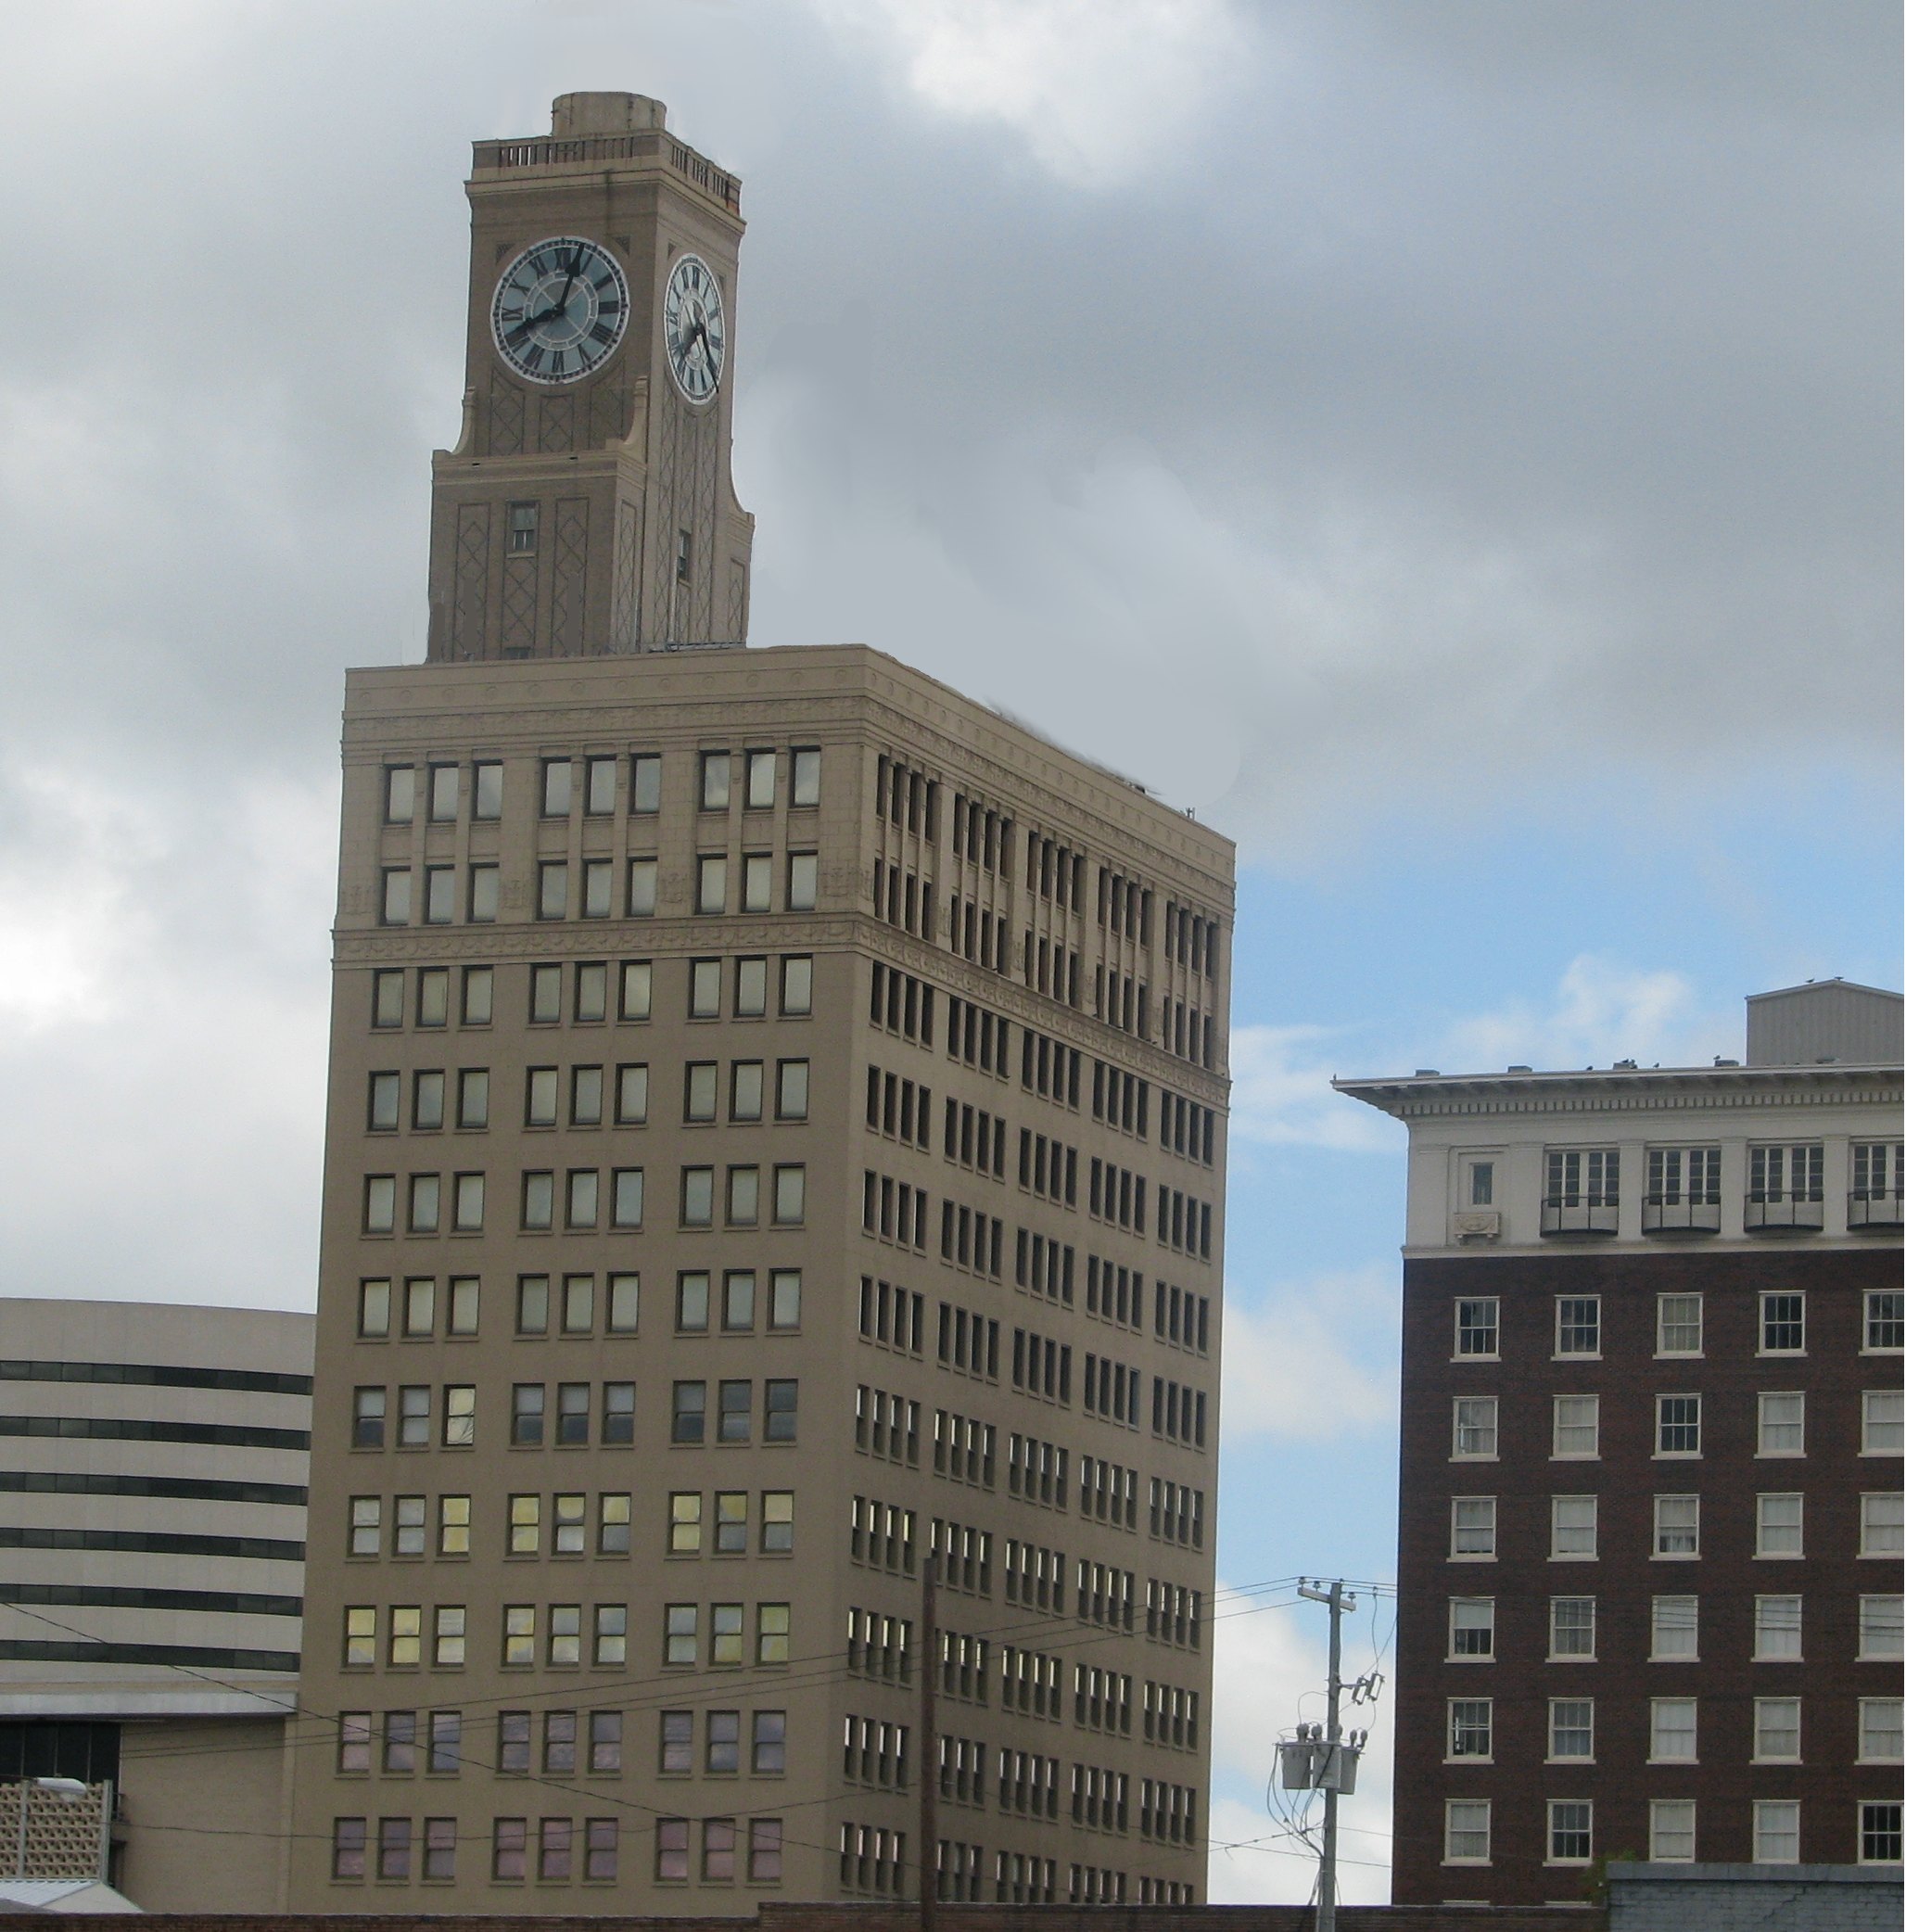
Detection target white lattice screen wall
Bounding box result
[0,1779,110,1879]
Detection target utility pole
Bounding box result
[919,1550,938,1932]
[1296,1578,1354,1932]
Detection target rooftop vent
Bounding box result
[1506,1064,1532,1074]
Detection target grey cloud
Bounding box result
[0,0,1893,1304]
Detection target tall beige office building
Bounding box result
[287,94,1231,1913]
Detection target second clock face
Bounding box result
[490,236,629,385]
[663,252,726,402]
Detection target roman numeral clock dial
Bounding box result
[489,235,629,384]
[662,251,726,402]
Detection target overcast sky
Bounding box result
[1,0,1898,1901]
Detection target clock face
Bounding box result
[490,236,629,386]
[662,252,726,402]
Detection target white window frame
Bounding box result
[1656,1292,1704,1357]
[1857,1697,1903,1765]
[1548,1595,1595,1661]
[1752,1595,1802,1662]
[1648,1697,1697,1764]
[1546,1697,1595,1763]
[1552,1394,1600,1460]
[1653,1493,1700,1559]
[1751,1799,1799,1865]
[1859,1595,1904,1660]
[1450,1496,1496,1561]
[1862,1388,1904,1456]
[1545,1798,1594,1867]
[1648,1799,1696,1863]
[1655,1393,1701,1459]
[1650,1595,1698,1662]
[1453,1296,1500,1360]
[1757,1391,1806,1458]
[1756,1493,1804,1559]
[1863,1290,1905,1355]
[1446,1597,1495,1662]
[1445,1697,1493,1763]
[1550,1494,1598,1561]
[1554,1293,1602,1358]
[1862,1491,1904,1558]
[1758,1289,1807,1355]
[1452,1396,1499,1461]
[1442,1799,1491,1866]
[1752,1696,1801,1764]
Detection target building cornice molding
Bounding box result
[1337,1067,1902,1122]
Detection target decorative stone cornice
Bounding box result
[1336,1065,1902,1123]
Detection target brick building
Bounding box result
[1338,980,1903,1903]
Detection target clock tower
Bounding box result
[426,92,753,659]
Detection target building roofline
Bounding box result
[1334,1061,1903,1117]
[1747,977,1902,1005]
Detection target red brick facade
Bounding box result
[1392,1244,1901,1903]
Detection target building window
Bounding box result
[1649,1697,1696,1763]
[332,1816,368,1880]
[1448,1598,1494,1660]
[1861,1801,1902,1864]
[1555,1296,1601,1355]
[676,528,693,584]
[1760,1291,1807,1354]
[788,852,819,911]
[380,868,412,926]
[1656,1394,1701,1457]
[773,1165,807,1225]
[1643,1145,1722,1231]
[1758,1493,1804,1558]
[1754,1595,1801,1661]
[1753,1697,1801,1762]
[742,852,771,913]
[507,502,538,553]
[1862,1492,1904,1558]
[1451,1497,1496,1559]
[1443,1799,1490,1864]
[1455,1297,1499,1357]
[540,758,572,818]
[538,861,568,921]
[1866,1291,1905,1353]
[791,747,820,807]
[696,855,729,915]
[471,759,502,820]
[1655,1493,1699,1558]
[1548,1699,1594,1761]
[1551,1494,1597,1559]
[1446,1698,1493,1760]
[1863,1389,1904,1455]
[1747,1144,1823,1230]
[698,751,730,810]
[384,766,415,825]
[1657,1292,1703,1355]
[1452,1396,1497,1459]
[1553,1394,1600,1458]
[1757,1390,1807,1457]
[1549,1595,1595,1659]
[1853,1708,1900,1769]
[1860,1595,1904,1659]
[672,1382,706,1444]
[690,959,722,1019]
[781,954,814,1015]
[1650,1595,1697,1660]
[1543,1150,1619,1236]
[1752,1799,1799,1865]
[1649,1800,1696,1863]
[1546,1799,1592,1865]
